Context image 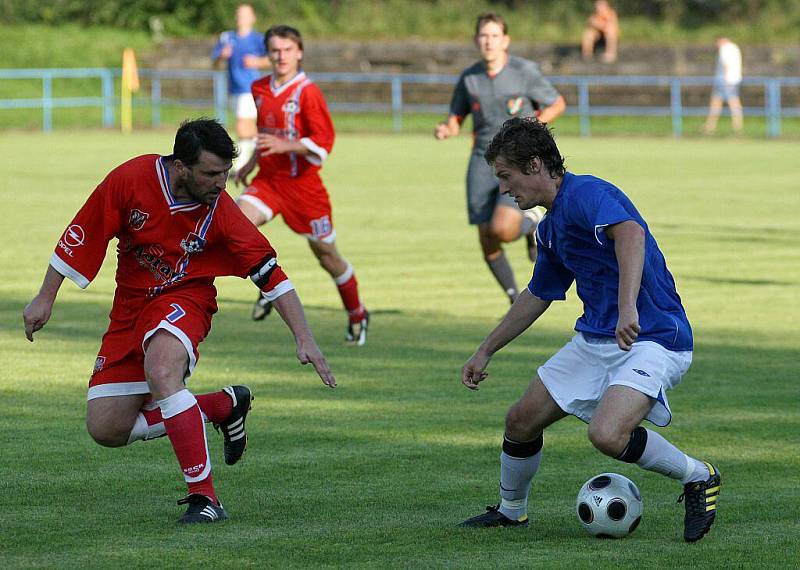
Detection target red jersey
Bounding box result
[51,154,292,302]
[252,72,335,180]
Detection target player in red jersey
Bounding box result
[235,25,369,346]
[23,119,336,524]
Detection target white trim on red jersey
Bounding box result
[299,136,328,165]
[155,157,204,214]
[50,252,90,289]
[262,279,295,302]
[269,71,307,97]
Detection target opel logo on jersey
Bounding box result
[63,225,85,247]
[180,232,206,254]
[129,209,150,231]
[506,97,524,115]
[282,100,299,113]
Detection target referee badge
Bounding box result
[506,97,524,115]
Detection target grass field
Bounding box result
[1,130,798,568]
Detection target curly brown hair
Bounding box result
[485,117,566,178]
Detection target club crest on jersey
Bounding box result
[92,356,106,375]
[282,100,299,113]
[128,209,149,231]
[255,96,262,108]
[506,97,524,115]
[180,232,206,254]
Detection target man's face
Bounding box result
[475,21,510,64]
[268,36,302,78]
[178,150,231,205]
[493,155,542,210]
[236,5,256,30]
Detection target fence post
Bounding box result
[213,72,227,125]
[151,75,161,128]
[670,79,683,137]
[766,79,781,138]
[42,72,53,132]
[101,69,114,128]
[391,76,403,133]
[578,80,590,137]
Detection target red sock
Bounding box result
[196,391,233,424]
[159,390,217,504]
[142,406,163,427]
[334,265,366,323]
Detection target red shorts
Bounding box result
[87,290,216,400]
[239,175,335,242]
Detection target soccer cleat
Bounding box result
[252,293,273,321]
[678,462,721,543]
[215,385,253,466]
[523,209,543,262]
[177,494,228,524]
[346,311,369,346]
[460,505,529,528]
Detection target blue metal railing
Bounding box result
[1,68,798,137]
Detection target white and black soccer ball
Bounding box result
[576,473,643,538]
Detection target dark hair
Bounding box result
[265,24,304,51]
[475,12,508,36]
[170,118,237,166]
[485,117,566,178]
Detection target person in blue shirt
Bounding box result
[212,3,270,175]
[459,117,721,543]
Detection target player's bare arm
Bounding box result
[434,115,462,140]
[271,290,337,388]
[23,265,65,342]
[462,289,552,390]
[606,220,645,351]
[537,95,567,124]
[256,133,317,158]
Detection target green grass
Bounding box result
[1,132,798,568]
[4,105,800,139]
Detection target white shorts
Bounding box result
[538,333,692,427]
[231,93,257,120]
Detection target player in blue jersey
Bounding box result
[459,117,720,543]
[212,3,271,175]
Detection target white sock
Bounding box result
[636,429,709,484]
[126,413,166,444]
[234,137,256,173]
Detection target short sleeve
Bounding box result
[449,72,471,120]
[525,63,561,108]
[570,185,635,246]
[528,244,575,301]
[299,84,335,165]
[51,171,125,288]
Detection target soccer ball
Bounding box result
[576,473,643,538]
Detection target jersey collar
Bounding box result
[156,157,204,213]
[269,71,307,96]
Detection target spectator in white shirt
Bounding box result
[704,37,743,134]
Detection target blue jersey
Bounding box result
[528,172,693,351]
[212,31,267,95]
